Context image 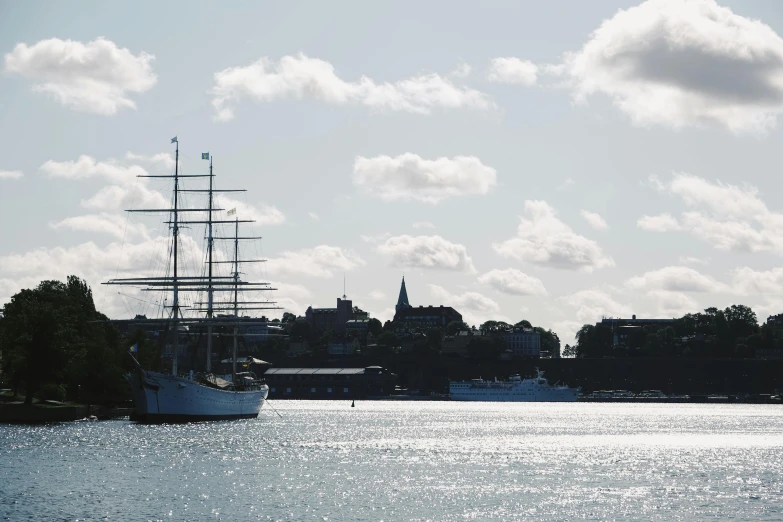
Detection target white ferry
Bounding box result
[449,369,579,402]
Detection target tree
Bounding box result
[446,320,469,336]
[562,344,577,358]
[377,332,399,348]
[479,321,511,335]
[281,312,297,324]
[425,327,443,350]
[367,318,383,337]
[289,320,312,342]
[0,276,122,404]
[515,320,532,329]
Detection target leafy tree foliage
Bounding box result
[446,320,470,336]
[0,276,124,404]
[367,318,383,337]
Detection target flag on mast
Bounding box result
[171,136,178,143]
[202,152,209,160]
[129,343,138,353]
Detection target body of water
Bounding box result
[1,402,781,521]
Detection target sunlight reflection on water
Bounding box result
[1,402,782,521]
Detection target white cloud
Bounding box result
[581,210,608,230]
[0,235,206,319]
[487,57,538,85]
[427,284,504,326]
[564,0,783,132]
[558,289,632,324]
[353,153,497,204]
[40,155,147,183]
[493,200,614,271]
[211,53,494,121]
[647,290,700,317]
[665,173,768,217]
[637,213,681,232]
[552,320,584,346]
[81,183,168,212]
[679,256,709,265]
[369,290,387,301]
[377,235,475,272]
[124,152,175,172]
[556,177,575,191]
[0,170,23,180]
[450,61,472,79]
[731,267,783,295]
[215,195,285,226]
[640,173,783,255]
[412,221,435,229]
[308,212,319,221]
[478,268,547,296]
[4,37,156,115]
[625,265,727,293]
[265,245,364,278]
[50,213,148,240]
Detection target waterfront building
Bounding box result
[263,366,395,399]
[596,315,676,346]
[391,277,462,331]
[503,328,541,358]
[305,297,368,334]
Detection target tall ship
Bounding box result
[449,369,580,402]
[104,137,275,422]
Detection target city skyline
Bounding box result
[4,0,783,344]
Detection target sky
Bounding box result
[4,0,783,345]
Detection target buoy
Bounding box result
[351,400,355,408]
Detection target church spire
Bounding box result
[396,276,411,313]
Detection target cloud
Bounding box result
[679,256,709,265]
[556,177,575,191]
[487,57,538,85]
[211,53,495,120]
[124,152,175,172]
[353,153,497,203]
[4,37,156,115]
[215,195,285,226]
[0,170,23,180]
[412,221,435,229]
[450,61,472,79]
[369,290,387,301]
[40,155,147,183]
[637,213,681,232]
[493,200,614,271]
[731,267,783,295]
[640,173,783,255]
[625,265,727,293]
[558,289,632,324]
[647,290,700,317]
[477,268,547,296]
[81,183,168,211]
[376,235,475,272]
[564,0,783,132]
[0,235,206,319]
[265,245,364,278]
[427,284,503,326]
[308,212,319,221]
[581,210,608,230]
[50,213,148,240]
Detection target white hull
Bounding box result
[449,389,579,402]
[450,370,579,402]
[126,371,268,422]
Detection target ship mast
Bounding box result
[172,138,180,376]
[232,216,239,382]
[206,156,214,373]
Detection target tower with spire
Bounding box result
[396,276,411,313]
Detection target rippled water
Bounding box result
[1,402,782,521]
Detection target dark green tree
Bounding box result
[367,318,383,337]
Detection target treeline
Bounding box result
[569,305,777,359]
[0,276,131,405]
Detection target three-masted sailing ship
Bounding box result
[104,137,278,422]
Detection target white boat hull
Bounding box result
[126,371,268,422]
[449,388,579,402]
